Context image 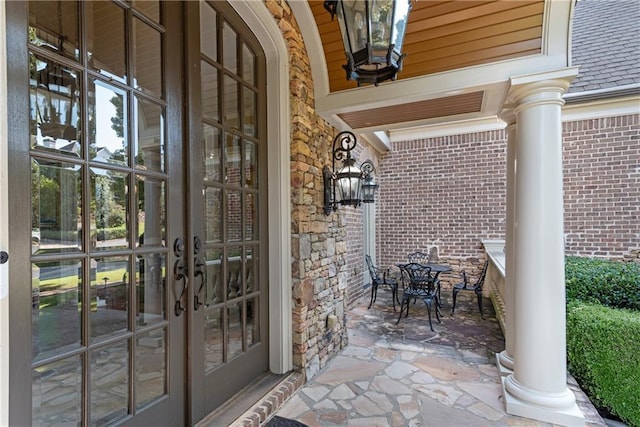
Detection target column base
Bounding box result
[501,375,584,426]
[495,351,514,376]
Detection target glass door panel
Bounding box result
[188,1,269,418]
[8,1,186,425]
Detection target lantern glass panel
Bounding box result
[362,178,377,203]
[337,0,367,54]
[391,0,411,52]
[336,164,362,205]
[370,0,393,50]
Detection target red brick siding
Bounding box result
[344,207,366,307]
[563,114,640,258]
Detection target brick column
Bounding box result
[502,69,584,426]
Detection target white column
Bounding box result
[497,106,516,374]
[502,69,584,426]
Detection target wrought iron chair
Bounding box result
[407,251,431,264]
[451,260,489,319]
[407,251,442,305]
[365,255,399,311]
[397,262,441,331]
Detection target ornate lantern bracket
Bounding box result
[324,131,378,215]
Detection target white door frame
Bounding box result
[229,2,292,374]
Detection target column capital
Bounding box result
[500,104,516,127]
[507,67,579,108]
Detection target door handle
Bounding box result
[0,251,8,264]
[173,238,188,316]
[174,259,188,316]
[193,257,207,310]
[193,236,207,310]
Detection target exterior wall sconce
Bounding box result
[324,0,412,86]
[324,131,378,215]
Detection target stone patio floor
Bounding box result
[270,288,606,427]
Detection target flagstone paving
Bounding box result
[273,289,606,427]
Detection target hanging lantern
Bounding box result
[324,0,412,86]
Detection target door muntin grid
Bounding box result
[28,2,171,424]
[199,1,263,374]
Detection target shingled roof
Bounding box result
[568,0,640,94]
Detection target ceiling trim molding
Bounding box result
[542,0,574,63]
[387,94,640,143]
[359,131,393,153]
[316,53,569,115]
[389,116,507,142]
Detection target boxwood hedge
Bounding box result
[567,302,640,427]
[565,256,640,311]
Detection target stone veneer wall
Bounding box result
[376,113,640,286]
[264,1,377,379]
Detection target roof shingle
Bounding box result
[569,0,640,93]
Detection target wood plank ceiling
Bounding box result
[338,91,484,128]
[310,0,545,93]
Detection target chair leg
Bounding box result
[396,297,408,324]
[391,286,397,311]
[476,290,484,319]
[434,296,442,322]
[451,288,460,314]
[423,299,434,332]
[368,283,377,309]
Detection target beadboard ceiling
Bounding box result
[294,0,573,147]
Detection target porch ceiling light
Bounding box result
[324,0,412,86]
[323,131,378,215]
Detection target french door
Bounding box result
[186,1,269,420]
[7,1,187,425]
[6,1,269,425]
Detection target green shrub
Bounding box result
[565,257,640,311]
[41,228,80,241]
[567,302,640,426]
[96,226,127,241]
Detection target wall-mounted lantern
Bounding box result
[324,0,412,86]
[323,131,378,215]
[360,160,378,203]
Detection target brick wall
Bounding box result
[563,115,640,258]
[374,114,639,290]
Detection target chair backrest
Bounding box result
[472,260,489,289]
[400,262,434,291]
[407,251,430,264]
[365,255,381,282]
